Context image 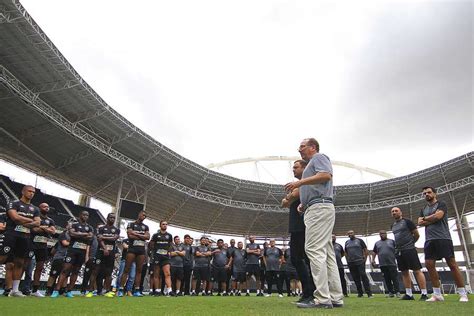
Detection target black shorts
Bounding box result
[424,239,455,261]
[212,267,227,283]
[50,258,64,277]
[154,254,170,267]
[232,271,246,282]
[171,266,184,280]
[286,271,298,280]
[396,248,422,271]
[193,266,210,281]
[148,262,155,275]
[34,247,49,262]
[246,264,260,277]
[2,233,33,259]
[96,251,115,268]
[128,246,146,256]
[64,249,86,267]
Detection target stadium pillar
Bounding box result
[449,192,471,269]
[78,194,91,207]
[113,176,124,227]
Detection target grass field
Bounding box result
[0,294,472,315]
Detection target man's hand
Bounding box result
[297,204,305,215]
[284,181,301,193]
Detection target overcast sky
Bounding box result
[17,0,472,181]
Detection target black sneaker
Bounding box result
[217,293,221,296]
[287,293,292,297]
[293,296,314,304]
[357,294,364,298]
[245,292,250,296]
[236,292,241,296]
[297,300,333,309]
[388,293,395,298]
[256,292,264,297]
[3,289,11,297]
[191,292,197,296]
[419,294,428,301]
[400,294,415,300]
[223,293,229,296]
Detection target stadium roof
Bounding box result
[1,0,473,237]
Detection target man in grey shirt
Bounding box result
[418,186,468,302]
[345,230,372,298]
[390,207,427,300]
[170,236,185,295]
[263,239,283,297]
[245,236,262,296]
[285,138,343,309]
[371,230,400,298]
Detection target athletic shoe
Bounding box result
[31,291,45,298]
[85,291,94,298]
[396,293,402,298]
[388,293,394,298]
[223,293,229,296]
[206,292,213,296]
[9,291,26,297]
[264,293,271,297]
[459,295,469,302]
[297,300,333,309]
[236,292,241,296]
[293,296,313,304]
[126,291,133,296]
[217,293,221,296]
[65,292,74,298]
[278,294,284,298]
[400,294,415,300]
[133,291,143,297]
[419,294,428,301]
[104,291,115,298]
[50,291,60,298]
[426,294,444,302]
[191,292,197,296]
[245,293,250,296]
[117,290,124,297]
[357,294,364,298]
[256,292,264,297]
[3,289,11,297]
[368,294,374,298]
[331,302,344,308]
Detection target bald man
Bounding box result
[391,207,427,300]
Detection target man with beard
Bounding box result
[30,203,56,297]
[170,235,185,296]
[245,236,262,296]
[149,221,173,296]
[418,186,468,302]
[345,230,372,298]
[371,230,400,298]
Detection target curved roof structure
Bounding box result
[1,0,473,237]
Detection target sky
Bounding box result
[1,1,472,253]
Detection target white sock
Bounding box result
[421,289,427,295]
[433,287,441,295]
[176,290,180,294]
[12,280,20,292]
[457,287,466,296]
[247,289,250,293]
[405,288,413,296]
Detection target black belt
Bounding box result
[307,198,333,206]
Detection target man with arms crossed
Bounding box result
[285,138,343,309]
[2,185,40,297]
[245,235,263,296]
[418,186,468,302]
[390,207,428,300]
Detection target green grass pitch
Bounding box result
[0,294,472,315]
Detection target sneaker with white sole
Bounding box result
[9,291,26,297]
[31,291,45,298]
[459,295,469,302]
[426,294,444,302]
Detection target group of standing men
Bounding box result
[282,138,469,309]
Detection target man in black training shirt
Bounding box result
[245,235,262,296]
[46,222,70,296]
[118,210,150,297]
[191,236,212,296]
[418,186,468,302]
[51,210,93,298]
[344,230,372,298]
[332,234,347,297]
[170,235,185,295]
[263,239,284,297]
[93,213,120,297]
[2,185,40,297]
[390,207,427,300]
[30,203,56,297]
[211,239,231,296]
[282,159,315,303]
[226,239,236,294]
[150,220,173,296]
[371,230,400,298]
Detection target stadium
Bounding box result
[0,0,473,314]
